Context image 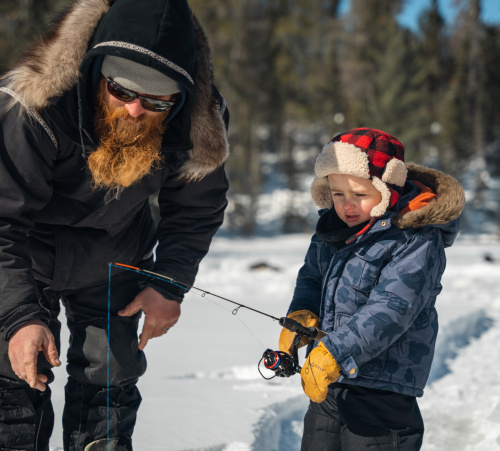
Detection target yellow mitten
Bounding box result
[278,309,319,355]
[301,342,341,403]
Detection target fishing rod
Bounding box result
[110,262,326,379]
[113,262,281,319]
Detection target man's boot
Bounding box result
[84,437,132,451]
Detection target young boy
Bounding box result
[279,128,465,450]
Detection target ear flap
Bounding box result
[311,177,333,209]
[369,177,392,217]
[382,158,407,187]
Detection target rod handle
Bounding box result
[279,317,327,340]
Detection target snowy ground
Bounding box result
[47,234,500,451]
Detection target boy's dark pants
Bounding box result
[0,270,146,451]
[302,383,424,451]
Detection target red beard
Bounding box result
[88,78,168,189]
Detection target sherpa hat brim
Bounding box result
[315,141,407,187]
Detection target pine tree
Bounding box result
[340,0,405,128]
[441,0,488,168]
[414,0,453,168]
[190,0,342,234]
[366,27,425,160]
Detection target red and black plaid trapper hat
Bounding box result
[311,128,407,217]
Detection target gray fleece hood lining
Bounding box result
[94,41,194,86]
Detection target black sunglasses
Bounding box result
[106,77,176,113]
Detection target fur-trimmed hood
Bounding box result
[0,0,229,181]
[391,163,465,229]
[311,162,465,230]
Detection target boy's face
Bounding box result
[327,174,383,227]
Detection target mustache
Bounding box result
[94,103,165,139]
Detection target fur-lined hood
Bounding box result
[311,162,465,230]
[392,163,465,229]
[0,0,229,181]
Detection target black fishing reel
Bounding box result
[258,349,301,379]
[258,316,324,380]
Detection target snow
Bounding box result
[47,234,500,450]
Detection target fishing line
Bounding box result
[111,263,277,349]
[106,264,111,449]
[109,262,270,348]
[192,291,267,349]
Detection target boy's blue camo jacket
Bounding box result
[288,164,465,397]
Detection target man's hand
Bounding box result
[118,287,181,350]
[8,319,61,391]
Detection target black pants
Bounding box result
[0,269,147,451]
[301,383,424,451]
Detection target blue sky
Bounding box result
[398,0,500,30]
[339,0,500,31]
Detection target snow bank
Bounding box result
[47,237,500,451]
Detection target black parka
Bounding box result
[0,0,229,340]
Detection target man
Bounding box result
[0,0,229,450]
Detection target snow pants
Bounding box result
[301,383,424,451]
[0,268,148,451]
